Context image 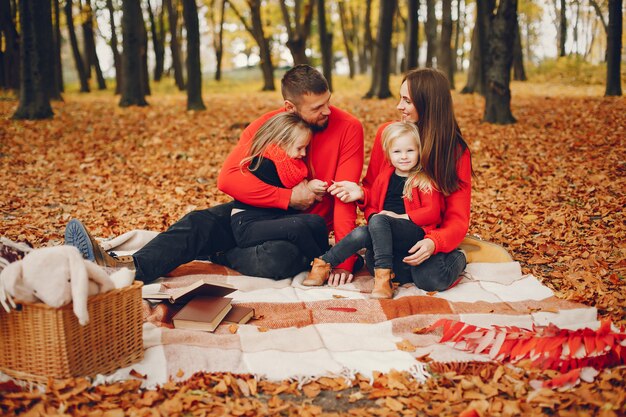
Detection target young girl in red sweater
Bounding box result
[304,122,443,298]
[229,112,330,263]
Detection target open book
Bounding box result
[143,279,236,304]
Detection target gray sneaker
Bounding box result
[64,219,135,269]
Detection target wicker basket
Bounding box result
[0,281,144,384]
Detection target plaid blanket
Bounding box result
[90,230,599,388]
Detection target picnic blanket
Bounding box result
[91,230,599,388]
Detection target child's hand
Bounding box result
[328,181,364,203]
[307,179,328,195]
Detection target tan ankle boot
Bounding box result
[459,235,513,263]
[371,268,394,299]
[302,258,331,286]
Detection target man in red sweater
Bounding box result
[65,65,364,283]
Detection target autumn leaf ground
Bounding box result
[0,77,625,415]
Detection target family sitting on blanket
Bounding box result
[65,65,512,298]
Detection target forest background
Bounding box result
[1,0,625,415]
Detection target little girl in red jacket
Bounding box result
[229,112,329,264]
[303,122,443,298]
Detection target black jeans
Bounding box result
[231,210,328,262]
[132,202,310,283]
[322,214,466,291]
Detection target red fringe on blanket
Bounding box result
[426,318,626,372]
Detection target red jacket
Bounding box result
[218,106,364,271]
[362,166,443,233]
[362,122,471,254]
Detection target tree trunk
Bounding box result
[318,0,333,90]
[425,0,437,67]
[337,0,355,79]
[83,3,106,90]
[604,0,622,96]
[147,0,164,82]
[512,17,527,81]
[210,0,226,81]
[480,0,517,124]
[0,0,20,91]
[461,19,483,94]
[182,0,205,110]
[405,0,419,71]
[439,0,454,88]
[164,0,185,90]
[52,0,64,94]
[106,0,122,94]
[119,0,147,106]
[13,0,54,119]
[558,0,566,56]
[227,0,275,91]
[360,0,373,74]
[365,0,397,99]
[65,0,90,92]
[279,0,314,65]
[453,0,462,73]
[140,11,151,95]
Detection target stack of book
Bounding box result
[143,279,255,332]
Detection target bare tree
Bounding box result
[558,0,567,56]
[106,0,122,93]
[164,0,185,90]
[365,0,397,99]
[338,0,356,78]
[65,0,90,92]
[605,0,622,96]
[425,0,437,67]
[208,0,227,81]
[439,0,455,87]
[82,1,106,90]
[512,17,527,81]
[13,0,54,119]
[0,0,20,91]
[405,0,420,71]
[318,0,332,90]
[359,0,373,74]
[182,0,206,110]
[52,0,64,94]
[228,0,275,91]
[147,0,165,82]
[279,0,314,65]
[119,0,148,106]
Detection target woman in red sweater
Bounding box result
[329,68,511,291]
[304,121,445,298]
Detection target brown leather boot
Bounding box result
[65,219,135,269]
[371,268,394,299]
[302,258,331,286]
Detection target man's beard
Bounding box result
[308,118,329,132]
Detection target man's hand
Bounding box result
[289,181,317,210]
[327,181,364,203]
[327,268,354,286]
[403,238,435,266]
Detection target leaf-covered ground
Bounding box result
[1,80,625,415]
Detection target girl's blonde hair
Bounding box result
[382,122,433,200]
[241,112,312,172]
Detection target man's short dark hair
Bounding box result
[281,65,329,104]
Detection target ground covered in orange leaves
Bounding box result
[1,81,625,415]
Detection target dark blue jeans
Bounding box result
[322,214,466,292]
[133,202,310,283]
[231,209,328,262]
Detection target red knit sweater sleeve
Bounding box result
[424,148,471,253]
[406,187,443,231]
[217,109,292,209]
[263,145,308,189]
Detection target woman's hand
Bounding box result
[328,181,364,203]
[377,210,408,220]
[403,238,435,266]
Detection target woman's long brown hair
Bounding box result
[403,68,471,196]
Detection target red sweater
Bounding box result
[262,144,308,188]
[362,122,471,254]
[218,106,364,271]
[362,166,443,233]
